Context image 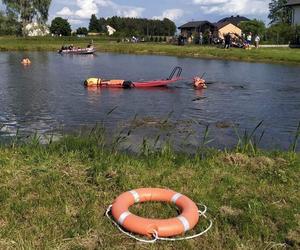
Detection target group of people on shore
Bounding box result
[178,32,261,49]
[244,32,261,49]
[224,32,260,50]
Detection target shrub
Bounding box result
[50,17,71,36]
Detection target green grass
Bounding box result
[0,36,110,51]
[1,36,300,64]
[0,131,299,249]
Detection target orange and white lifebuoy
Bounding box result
[111,188,199,238]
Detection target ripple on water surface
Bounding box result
[0,52,299,150]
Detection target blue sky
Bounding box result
[3,0,270,29]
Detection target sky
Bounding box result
[2,0,270,29]
[50,0,270,29]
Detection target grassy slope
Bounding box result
[1,36,300,64]
[0,133,299,249]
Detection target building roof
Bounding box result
[286,0,300,6]
[179,20,241,31]
[178,21,214,29]
[106,25,116,31]
[217,15,250,26]
[213,21,240,30]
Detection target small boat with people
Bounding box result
[58,43,96,55]
[84,67,183,88]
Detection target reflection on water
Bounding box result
[0,52,300,150]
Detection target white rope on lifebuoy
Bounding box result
[105,203,212,243]
[105,205,159,243]
[157,204,213,241]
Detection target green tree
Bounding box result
[239,19,266,36]
[76,27,88,36]
[98,17,107,33]
[50,17,71,36]
[105,16,177,37]
[34,0,52,23]
[89,14,99,32]
[266,23,293,44]
[0,11,21,35]
[162,18,176,36]
[268,0,291,24]
[2,0,52,34]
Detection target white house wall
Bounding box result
[293,6,300,25]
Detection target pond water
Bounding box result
[0,52,300,150]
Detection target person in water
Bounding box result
[193,77,207,89]
[21,58,31,65]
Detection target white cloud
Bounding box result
[193,0,268,15]
[116,8,144,18]
[153,9,184,21]
[68,19,84,25]
[57,7,74,16]
[56,0,144,20]
[193,0,227,4]
[75,0,98,19]
[96,0,144,17]
[95,0,113,7]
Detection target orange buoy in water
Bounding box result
[84,78,125,88]
[193,77,207,89]
[21,58,31,65]
[111,188,199,238]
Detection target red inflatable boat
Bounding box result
[132,78,180,88]
[84,67,182,88]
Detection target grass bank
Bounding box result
[0,131,299,249]
[1,36,300,64]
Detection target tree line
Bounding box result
[49,14,177,37]
[88,14,177,37]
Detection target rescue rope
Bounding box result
[105,205,159,243]
[105,203,213,243]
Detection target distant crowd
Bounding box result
[177,32,261,49]
[223,32,261,49]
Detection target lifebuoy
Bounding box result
[111,188,199,238]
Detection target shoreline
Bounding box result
[1,36,299,248]
[0,37,300,65]
[0,132,299,249]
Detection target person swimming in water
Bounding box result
[21,58,31,65]
[193,76,207,89]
